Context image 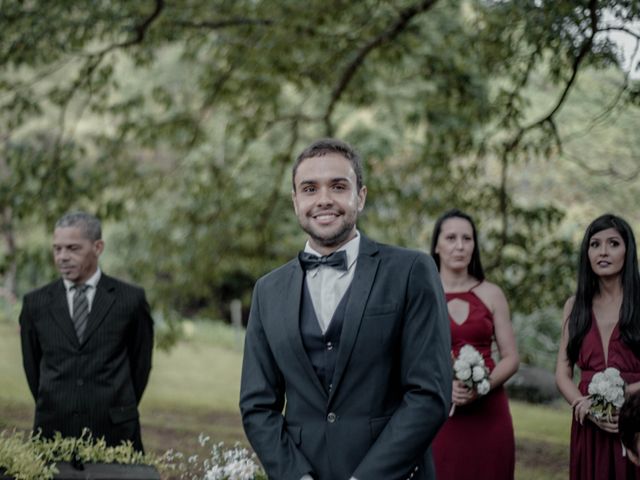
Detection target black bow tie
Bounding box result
[298,250,348,271]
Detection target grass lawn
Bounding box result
[0,320,571,478]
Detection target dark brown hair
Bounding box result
[292,138,364,191]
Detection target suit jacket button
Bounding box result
[76,379,84,386]
[327,412,337,423]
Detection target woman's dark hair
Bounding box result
[430,209,485,281]
[566,213,640,364]
[620,391,640,458]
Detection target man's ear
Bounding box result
[94,239,105,256]
[357,186,367,212]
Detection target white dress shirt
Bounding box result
[300,235,360,480]
[63,268,101,316]
[303,233,360,333]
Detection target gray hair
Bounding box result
[55,211,102,241]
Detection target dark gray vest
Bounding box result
[300,281,351,394]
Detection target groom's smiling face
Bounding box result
[292,153,366,255]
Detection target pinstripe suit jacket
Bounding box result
[19,273,153,451]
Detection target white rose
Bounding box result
[454,359,469,372]
[472,366,486,382]
[459,345,481,363]
[456,366,472,381]
[477,379,491,396]
[604,367,619,377]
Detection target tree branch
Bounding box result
[171,18,274,29]
[323,0,439,135]
[564,150,640,181]
[598,26,640,41]
[491,1,600,264]
[517,0,599,140]
[95,0,165,55]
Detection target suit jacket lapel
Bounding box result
[283,261,328,399]
[82,274,115,345]
[49,279,81,346]
[330,235,380,403]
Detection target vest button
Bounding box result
[327,412,337,423]
[326,342,333,351]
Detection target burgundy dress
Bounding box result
[432,288,515,480]
[570,319,640,480]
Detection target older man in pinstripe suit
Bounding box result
[19,211,154,451]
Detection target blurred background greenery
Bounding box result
[1,3,640,475]
[3,1,640,369]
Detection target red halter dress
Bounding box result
[432,286,515,480]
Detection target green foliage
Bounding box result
[0,429,160,480]
[0,430,57,480]
[1,0,639,324]
[513,308,563,371]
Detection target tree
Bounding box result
[1,0,639,320]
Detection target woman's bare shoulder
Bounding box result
[473,280,507,311]
[474,280,505,300]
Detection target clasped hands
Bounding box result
[452,380,479,406]
[571,395,619,433]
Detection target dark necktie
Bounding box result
[72,284,90,342]
[298,250,348,271]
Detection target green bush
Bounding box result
[513,307,562,372]
[0,429,161,480]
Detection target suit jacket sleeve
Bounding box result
[353,253,452,479]
[239,279,315,480]
[126,288,154,404]
[19,295,41,400]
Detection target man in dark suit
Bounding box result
[240,139,452,479]
[20,211,153,451]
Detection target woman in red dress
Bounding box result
[556,213,640,479]
[431,209,519,480]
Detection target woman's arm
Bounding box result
[555,297,599,427]
[485,283,519,390]
[555,297,582,405]
[626,381,640,397]
[455,282,519,406]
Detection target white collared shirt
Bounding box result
[63,268,101,317]
[303,232,360,333]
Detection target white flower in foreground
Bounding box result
[588,367,626,421]
[452,344,490,395]
[459,345,483,364]
[454,364,472,382]
[472,365,486,382]
[477,379,491,396]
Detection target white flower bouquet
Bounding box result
[161,436,266,480]
[454,344,491,395]
[451,344,491,415]
[203,442,266,480]
[587,367,625,422]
